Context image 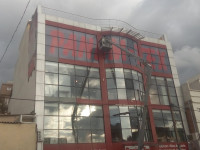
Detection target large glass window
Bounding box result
[109,105,152,142]
[45,61,101,100]
[152,109,186,142]
[44,103,105,144]
[106,68,144,101]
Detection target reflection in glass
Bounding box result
[59,104,74,116]
[59,86,75,98]
[59,130,75,143]
[116,79,125,88]
[120,117,131,128]
[88,68,99,77]
[108,89,118,100]
[122,129,132,141]
[77,105,90,116]
[59,63,74,75]
[75,66,88,76]
[44,116,58,129]
[150,94,160,104]
[45,73,58,85]
[76,117,90,129]
[45,85,58,97]
[78,130,91,143]
[90,106,103,116]
[92,130,105,143]
[115,68,124,78]
[117,89,127,99]
[44,103,58,115]
[88,78,100,88]
[107,78,116,89]
[45,61,58,73]
[44,130,58,144]
[59,117,73,129]
[89,89,101,100]
[59,74,71,86]
[91,117,104,129]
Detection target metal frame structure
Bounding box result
[99,36,152,150]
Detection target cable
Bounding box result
[0,0,31,65]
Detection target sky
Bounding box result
[0,0,200,85]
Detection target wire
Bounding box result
[0,0,31,65]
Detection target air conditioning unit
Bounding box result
[37,130,43,142]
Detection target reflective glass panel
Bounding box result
[44,103,58,115]
[59,130,75,143]
[44,116,58,129]
[45,61,58,73]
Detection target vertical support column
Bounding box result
[35,5,45,150]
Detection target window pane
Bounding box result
[108,89,118,100]
[158,86,167,95]
[122,129,132,141]
[89,78,100,89]
[90,106,103,117]
[119,106,129,116]
[150,94,160,104]
[88,68,99,77]
[115,68,124,78]
[59,86,75,98]
[120,117,131,128]
[45,73,58,85]
[160,96,169,105]
[126,89,135,100]
[89,89,101,100]
[77,105,90,116]
[76,117,90,129]
[117,89,127,99]
[44,116,58,129]
[168,87,176,96]
[44,103,58,115]
[91,117,104,129]
[156,77,165,85]
[92,130,105,143]
[59,63,74,75]
[45,61,58,73]
[167,78,174,87]
[59,117,73,129]
[153,110,162,119]
[75,76,88,87]
[132,70,138,80]
[45,85,58,97]
[149,85,158,95]
[173,111,182,121]
[44,130,58,144]
[109,106,119,117]
[59,74,73,86]
[124,69,132,79]
[107,78,116,89]
[78,130,91,143]
[125,79,134,89]
[116,79,125,88]
[111,129,122,142]
[75,66,88,76]
[59,130,75,143]
[106,68,115,78]
[162,110,172,120]
[59,104,74,116]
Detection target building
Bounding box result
[8,6,189,150]
[181,75,200,150]
[0,115,36,150]
[0,82,13,114]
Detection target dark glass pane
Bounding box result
[153,110,162,120]
[151,76,156,84]
[109,106,119,117]
[162,110,172,120]
[108,89,118,100]
[126,89,135,100]
[129,106,138,118]
[75,76,88,87]
[111,129,122,142]
[91,117,104,129]
[158,86,167,95]
[58,28,73,39]
[173,111,182,121]
[86,34,97,44]
[124,69,132,79]
[44,103,58,115]
[167,78,174,87]
[74,31,86,42]
[170,96,179,108]
[92,130,105,143]
[125,79,134,89]
[154,120,165,127]
[134,80,140,90]
[59,130,75,143]
[46,25,58,36]
[76,117,90,129]
[45,46,58,61]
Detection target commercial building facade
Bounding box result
[181,75,200,150]
[9,6,189,150]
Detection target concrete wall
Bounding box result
[0,123,36,150]
[8,21,36,114]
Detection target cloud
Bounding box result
[174,46,200,83]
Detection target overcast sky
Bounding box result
[0,0,200,85]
